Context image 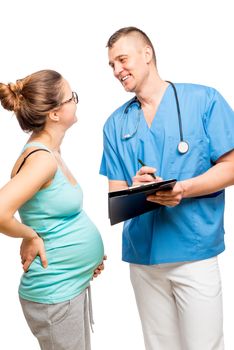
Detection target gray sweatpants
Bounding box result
[20,289,91,350]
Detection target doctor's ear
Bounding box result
[48,110,60,122]
[145,46,153,63]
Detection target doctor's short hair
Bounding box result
[106,26,156,65]
[0,69,64,133]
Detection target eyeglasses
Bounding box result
[59,91,79,106]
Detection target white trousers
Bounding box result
[130,257,224,350]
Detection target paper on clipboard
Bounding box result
[108,179,177,225]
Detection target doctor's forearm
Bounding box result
[181,161,234,198]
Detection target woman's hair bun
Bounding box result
[0,70,63,133]
[0,80,24,112]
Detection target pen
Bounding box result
[137,158,156,179]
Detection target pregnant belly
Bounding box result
[29,225,104,276]
[49,230,104,271]
[19,218,104,303]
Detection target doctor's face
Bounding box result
[108,35,151,93]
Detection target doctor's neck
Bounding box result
[136,72,168,107]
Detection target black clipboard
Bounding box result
[108,179,177,225]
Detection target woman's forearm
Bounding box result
[0,216,37,240]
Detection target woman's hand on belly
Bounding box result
[92,255,107,279]
[20,235,48,272]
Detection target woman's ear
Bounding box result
[48,110,60,122]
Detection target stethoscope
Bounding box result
[121,81,189,154]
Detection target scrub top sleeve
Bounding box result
[203,89,234,162]
[99,129,126,181]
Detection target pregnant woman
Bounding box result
[0,69,105,350]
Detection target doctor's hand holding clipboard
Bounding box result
[133,161,184,207]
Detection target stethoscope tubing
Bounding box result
[122,81,189,154]
[165,81,184,144]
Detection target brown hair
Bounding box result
[0,69,64,133]
[106,26,156,65]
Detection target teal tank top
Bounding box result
[18,142,104,304]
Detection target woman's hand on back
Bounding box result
[20,235,48,272]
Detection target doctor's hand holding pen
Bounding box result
[132,159,162,186]
[132,166,162,185]
[133,159,184,207]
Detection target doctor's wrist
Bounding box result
[179,181,187,199]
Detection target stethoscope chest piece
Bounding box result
[178,141,189,154]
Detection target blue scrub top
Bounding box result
[100,83,234,264]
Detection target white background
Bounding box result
[0,0,233,349]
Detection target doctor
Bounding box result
[100,26,234,350]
